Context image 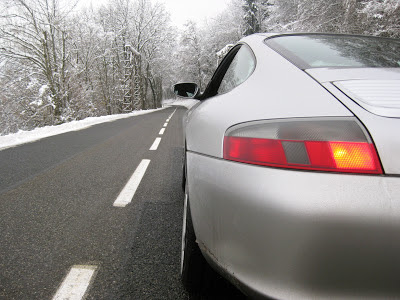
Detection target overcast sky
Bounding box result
[77,0,232,28]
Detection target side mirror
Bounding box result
[173,83,199,99]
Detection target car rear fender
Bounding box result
[322,82,400,175]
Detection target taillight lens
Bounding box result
[223,118,383,174]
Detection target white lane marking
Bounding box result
[149,137,161,151]
[159,128,165,135]
[166,119,170,122]
[169,108,177,118]
[113,159,151,207]
[163,123,168,127]
[52,265,97,300]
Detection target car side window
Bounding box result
[217,45,256,95]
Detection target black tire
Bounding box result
[182,145,187,191]
[181,186,207,293]
[182,163,186,191]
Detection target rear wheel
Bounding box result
[181,185,242,298]
[181,185,207,293]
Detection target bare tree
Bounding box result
[242,0,272,35]
[94,0,173,111]
[176,21,209,90]
[130,0,173,109]
[263,0,399,36]
[359,0,400,38]
[0,0,78,122]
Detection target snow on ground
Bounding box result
[0,98,198,151]
[0,109,163,151]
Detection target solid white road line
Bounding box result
[113,159,151,207]
[149,137,161,151]
[169,108,177,118]
[163,123,168,127]
[52,265,97,300]
[159,128,165,135]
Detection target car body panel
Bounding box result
[319,82,400,175]
[305,68,400,174]
[306,68,400,117]
[182,33,400,299]
[187,151,400,299]
[186,35,353,158]
[305,67,400,83]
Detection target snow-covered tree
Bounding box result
[263,0,399,37]
[175,21,209,90]
[0,0,399,135]
[359,0,400,37]
[242,0,272,35]
[130,0,174,109]
[0,0,78,122]
[243,0,260,35]
[0,59,50,134]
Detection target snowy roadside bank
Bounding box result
[0,99,198,151]
[0,109,164,151]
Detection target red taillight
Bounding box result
[224,137,286,165]
[223,119,383,174]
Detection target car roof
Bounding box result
[241,32,400,43]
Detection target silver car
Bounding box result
[174,33,400,299]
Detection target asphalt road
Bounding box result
[0,106,246,300]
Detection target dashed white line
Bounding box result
[113,159,151,207]
[54,107,178,300]
[52,265,97,300]
[149,137,162,150]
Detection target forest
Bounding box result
[0,0,399,135]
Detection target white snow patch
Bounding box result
[373,13,383,19]
[30,99,43,106]
[217,44,234,58]
[27,78,38,90]
[162,98,199,109]
[0,108,165,151]
[39,85,48,97]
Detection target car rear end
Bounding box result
[186,34,400,299]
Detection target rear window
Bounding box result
[265,34,400,69]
